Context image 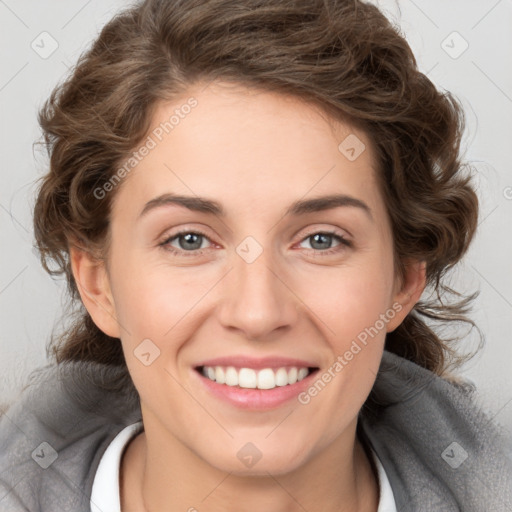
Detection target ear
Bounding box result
[386,259,427,333]
[69,244,121,338]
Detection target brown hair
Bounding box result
[33,0,481,375]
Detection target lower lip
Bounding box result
[194,368,318,410]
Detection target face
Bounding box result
[73,81,424,475]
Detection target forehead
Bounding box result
[112,82,384,221]
[150,81,376,163]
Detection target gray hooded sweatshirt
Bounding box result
[0,349,511,511]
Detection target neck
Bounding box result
[120,420,379,512]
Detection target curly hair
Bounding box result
[33,0,480,375]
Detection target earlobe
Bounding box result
[69,244,121,339]
[386,259,427,333]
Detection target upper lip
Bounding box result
[195,356,319,370]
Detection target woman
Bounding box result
[1,0,511,510]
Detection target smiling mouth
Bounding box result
[195,365,319,390]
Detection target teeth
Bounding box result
[298,368,309,381]
[239,368,257,388]
[206,367,216,380]
[201,365,311,390]
[288,367,298,384]
[275,368,288,387]
[257,368,275,390]
[215,366,226,384]
[225,367,238,386]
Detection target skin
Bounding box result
[71,81,426,511]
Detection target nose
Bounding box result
[217,247,299,341]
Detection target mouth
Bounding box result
[191,354,320,411]
[193,359,320,410]
[195,365,319,390]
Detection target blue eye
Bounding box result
[159,229,352,257]
[160,230,211,256]
[298,231,352,256]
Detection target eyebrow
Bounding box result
[138,193,373,221]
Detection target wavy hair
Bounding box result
[33,0,481,375]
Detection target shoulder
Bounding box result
[0,360,141,511]
[359,350,512,512]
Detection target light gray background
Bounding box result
[1,0,511,436]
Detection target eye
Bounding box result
[297,230,352,256]
[159,228,352,258]
[159,229,213,256]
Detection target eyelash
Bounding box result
[159,228,352,258]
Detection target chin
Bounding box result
[201,444,309,477]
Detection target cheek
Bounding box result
[300,258,395,343]
[294,268,392,441]
[110,256,208,338]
